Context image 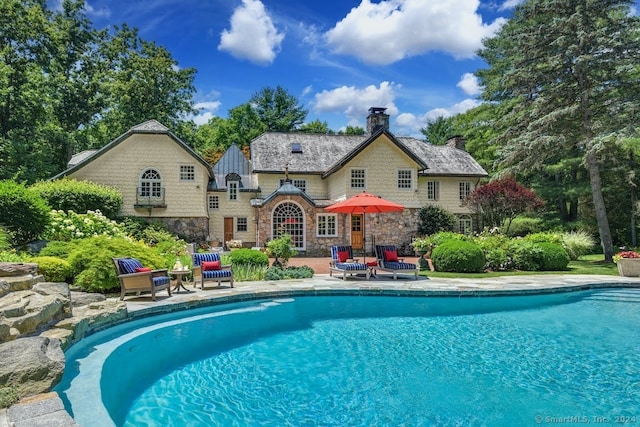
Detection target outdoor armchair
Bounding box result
[112,257,171,301]
[191,252,234,289]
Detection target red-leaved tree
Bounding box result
[465,177,545,233]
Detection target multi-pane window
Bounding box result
[272,202,305,249]
[237,217,248,232]
[351,169,366,189]
[316,214,337,237]
[458,215,473,234]
[228,181,238,201]
[180,165,195,181]
[140,169,162,198]
[208,195,219,210]
[397,169,413,189]
[427,181,440,200]
[280,178,307,192]
[459,181,472,200]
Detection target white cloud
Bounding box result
[500,0,524,11]
[394,98,480,135]
[218,0,285,65]
[312,81,398,120]
[325,0,506,64]
[457,73,482,96]
[192,101,222,126]
[301,85,313,97]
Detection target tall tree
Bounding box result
[298,119,333,134]
[420,116,454,145]
[476,0,640,261]
[249,85,307,132]
[86,24,197,145]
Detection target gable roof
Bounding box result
[250,129,487,177]
[52,120,213,180]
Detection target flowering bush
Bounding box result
[613,250,640,263]
[44,209,126,241]
[226,239,243,248]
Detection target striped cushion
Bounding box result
[152,276,170,287]
[331,245,354,261]
[192,252,221,266]
[335,262,368,271]
[118,258,144,274]
[382,261,417,270]
[203,270,232,279]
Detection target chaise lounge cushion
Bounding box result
[337,250,350,263]
[384,250,399,262]
[118,258,144,274]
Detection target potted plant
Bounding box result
[411,237,434,271]
[613,250,640,277]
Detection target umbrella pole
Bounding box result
[363,212,366,264]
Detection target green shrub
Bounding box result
[0,227,10,251]
[417,205,457,236]
[44,209,125,241]
[0,180,50,245]
[30,179,123,219]
[30,256,72,282]
[430,231,470,246]
[118,216,169,241]
[39,240,78,258]
[431,240,485,273]
[524,232,562,244]
[484,247,508,271]
[536,242,570,271]
[0,385,19,408]
[265,266,314,280]
[505,216,545,237]
[562,230,595,260]
[67,235,166,292]
[142,228,187,268]
[0,250,28,262]
[228,248,269,266]
[506,240,543,271]
[265,234,297,267]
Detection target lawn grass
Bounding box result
[422,254,618,278]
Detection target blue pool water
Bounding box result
[56,289,640,426]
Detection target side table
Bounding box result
[170,270,191,292]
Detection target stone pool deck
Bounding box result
[3,273,640,426]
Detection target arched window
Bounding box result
[272,202,305,249]
[140,169,162,198]
[458,215,473,235]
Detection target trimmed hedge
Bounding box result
[431,240,485,273]
[0,180,50,245]
[228,248,269,266]
[536,242,570,271]
[30,179,122,219]
[417,205,456,236]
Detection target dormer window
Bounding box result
[291,143,302,153]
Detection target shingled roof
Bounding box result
[250,130,487,177]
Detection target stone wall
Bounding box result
[149,216,209,243]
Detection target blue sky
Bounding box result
[51,0,636,137]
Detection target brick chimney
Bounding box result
[446,135,466,151]
[366,107,389,134]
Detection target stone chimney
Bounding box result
[446,135,466,151]
[366,107,389,134]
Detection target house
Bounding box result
[54,108,488,256]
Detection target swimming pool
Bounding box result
[56,289,640,426]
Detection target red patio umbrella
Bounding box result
[325,192,404,263]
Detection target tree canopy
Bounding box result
[476,0,640,261]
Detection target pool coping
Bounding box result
[7,273,640,427]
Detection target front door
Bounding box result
[351,215,363,249]
[223,217,234,248]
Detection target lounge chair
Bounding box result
[191,252,234,289]
[374,245,419,280]
[112,257,172,301]
[329,245,371,280]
